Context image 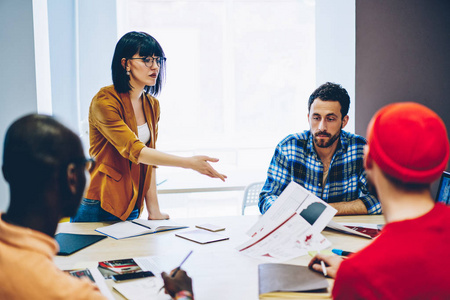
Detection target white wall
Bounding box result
[0,0,117,212]
[0,0,38,212]
[316,0,356,132]
[47,0,117,152]
[47,0,78,131]
[0,0,356,212]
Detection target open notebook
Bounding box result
[95,219,188,239]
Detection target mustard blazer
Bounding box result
[86,85,160,220]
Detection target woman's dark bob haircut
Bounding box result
[111,31,166,96]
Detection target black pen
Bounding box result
[332,248,354,256]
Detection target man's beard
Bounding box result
[313,130,340,148]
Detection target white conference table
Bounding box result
[55,215,384,300]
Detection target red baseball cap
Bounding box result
[366,102,449,183]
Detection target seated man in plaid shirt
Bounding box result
[259,82,381,215]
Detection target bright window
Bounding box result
[117,0,316,170]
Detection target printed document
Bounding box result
[238,181,336,261]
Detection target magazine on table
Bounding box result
[100,254,186,300]
[326,221,382,239]
[98,258,143,276]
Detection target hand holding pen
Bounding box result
[308,251,343,279]
[160,251,194,297]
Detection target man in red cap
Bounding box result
[309,102,450,299]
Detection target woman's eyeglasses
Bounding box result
[128,56,166,68]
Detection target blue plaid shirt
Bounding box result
[259,130,381,215]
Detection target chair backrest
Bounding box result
[242,181,265,215]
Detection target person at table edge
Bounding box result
[259,82,381,215]
[0,114,194,300]
[309,102,450,299]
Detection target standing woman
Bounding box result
[72,31,226,222]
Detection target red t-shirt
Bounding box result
[333,203,450,300]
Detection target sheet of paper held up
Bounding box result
[246,181,337,238]
[237,212,331,262]
[237,181,336,262]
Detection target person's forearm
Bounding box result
[145,171,158,215]
[329,199,368,215]
[138,147,190,168]
[139,147,226,181]
[145,168,169,220]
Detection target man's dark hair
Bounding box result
[308,82,350,118]
[111,31,166,96]
[2,114,84,192]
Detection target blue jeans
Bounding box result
[71,198,139,222]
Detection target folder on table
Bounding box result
[55,233,107,256]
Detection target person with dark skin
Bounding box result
[0,114,193,300]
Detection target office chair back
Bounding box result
[242,181,265,215]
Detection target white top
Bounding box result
[137,123,150,144]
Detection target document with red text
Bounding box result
[247,181,337,238]
[238,182,336,262]
[237,212,331,262]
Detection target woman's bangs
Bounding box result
[138,39,163,58]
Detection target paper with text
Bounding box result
[247,181,337,238]
[237,213,331,262]
[113,277,170,300]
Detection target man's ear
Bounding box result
[67,163,77,194]
[341,115,349,129]
[364,145,373,170]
